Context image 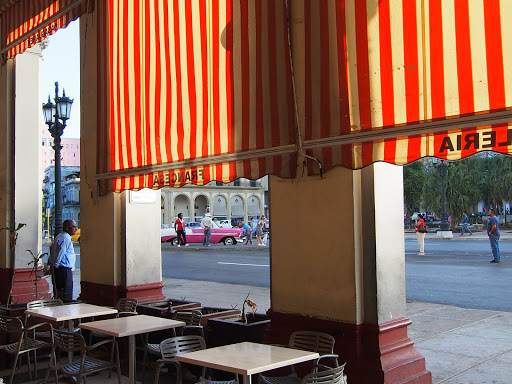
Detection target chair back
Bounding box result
[302,364,346,384]
[26,299,63,311]
[172,310,202,326]
[52,327,86,353]
[289,331,335,355]
[116,298,138,313]
[160,335,206,359]
[0,315,23,334]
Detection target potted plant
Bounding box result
[0,222,26,307]
[207,294,271,347]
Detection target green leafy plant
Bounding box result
[26,250,49,300]
[0,222,26,306]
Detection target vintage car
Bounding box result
[161,221,244,246]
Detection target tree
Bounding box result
[403,160,426,215]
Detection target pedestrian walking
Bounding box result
[174,213,189,247]
[201,213,213,246]
[256,215,266,246]
[415,214,427,255]
[243,219,253,245]
[50,219,78,301]
[487,208,500,263]
[261,217,269,245]
[461,212,473,236]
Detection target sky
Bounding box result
[42,20,80,139]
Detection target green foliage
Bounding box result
[404,154,512,227]
[403,160,426,215]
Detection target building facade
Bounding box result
[161,177,268,226]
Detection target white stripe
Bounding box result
[218,262,269,267]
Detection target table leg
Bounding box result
[67,320,74,363]
[129,334,136,384]
[243,375,252,384]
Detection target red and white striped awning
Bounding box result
[95,0,297,192]
[3,1,512,192]
[295,0,512,174]
[0,0,88,60]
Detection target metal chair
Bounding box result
[301,364,347,384]
[142,309,203,382]
[260,331,343,384]
[44,326,122,384]
[0,315,52,384]
[153,335,238,384]
[88,297,138,344]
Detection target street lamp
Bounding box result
[433,158,451,232]
[42,82,73,238]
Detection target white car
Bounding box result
[215,220,232,228]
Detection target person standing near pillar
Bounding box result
[51,219,78,301]
[487,208,500,263]
[174,213,189,247]
[201,213,213,246]
[415,214,426,256]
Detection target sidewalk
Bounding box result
[405,228,512,241]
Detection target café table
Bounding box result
[25,303,118,362]
[79,314,185,384]
[175,341,320,384]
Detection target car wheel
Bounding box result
[223,237,236,245]
[170,238,179,246]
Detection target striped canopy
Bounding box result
[0,0,87,60]
[2,0,512,193]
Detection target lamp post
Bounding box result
[433,158,451,232]
[42,82,73,238]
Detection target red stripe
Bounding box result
[240,1,251,178]
[377,0,397,163]
[108,0,116,172]
[212,0,221,157]
[454,0,478,159]
[354,0,373,165]
[153,2,163,165]
[199,0,208,158]
[173,0,184,161]
[429,0,447,159]
[304,0,312,141]
[122,2,133,170]
[224,0,234,181]
[144,0,152,167]
[336,0,350,136]
[318,1,333,170]
[402,0,421,162]
[134,1,143,187]
[483,1,507,154]
[184,1,197,160]
[256,1,267,176]
[281,1,293,175]
[163,1,173,163]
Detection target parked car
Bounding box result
[71,228,81,243]
[161,221,244,245]
[215,220,232,228]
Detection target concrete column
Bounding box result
[268,165,430,384]
[79,12,164,305]
[0,47,50,304]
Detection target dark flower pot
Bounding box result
[207,313,271,347]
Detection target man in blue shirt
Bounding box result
[52,219,78,300]
[461,212,472,236]
[487,209,500,263]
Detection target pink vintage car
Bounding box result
[161,221,244,246]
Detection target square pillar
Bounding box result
[268,165,430,383]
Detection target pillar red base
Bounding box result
[267,310,431,384]
[80,280,166,306]
[0,267,51,305]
